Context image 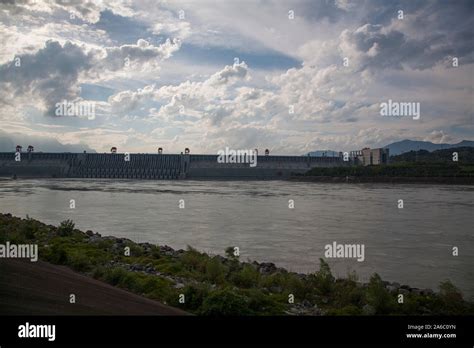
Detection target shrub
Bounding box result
[103,267,128,286]
[180,247,207,273]
[205,257,226,284]
[229,264,259,288]
[180,285,211,311]
[57,219,75,237]
[313,258,335,295]
[438,280,466,314]
[68,253,92,272]
[200,288,252,316]
[241,288,285,315]
[366,273,395,314]
[45,243,68,265]
[21,218,38,240]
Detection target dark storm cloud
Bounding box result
[354,0,474,69]
[0,37,180,116]
[0,40,93,115]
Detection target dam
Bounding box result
[0,152,347,180]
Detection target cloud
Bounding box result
[423,130,454,144]
[0,38,181,116]
[0,40,93,115]
[0,0,472,154]
[0,0,135,24]
[92,38,181,75]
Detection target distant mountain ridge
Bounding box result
[0,131,96,153]
[383,140,474,156]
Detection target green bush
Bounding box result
[366,273,395,314]
[21,218,38,240]
[57,219,75,237]
[180,247,208,273]
[68,252,92,272]
[45,243,69,265]
[103,267,128,286]
[313,259,335,295]
[205,258,226,284]
[438,280,466,314]
[180,284,211,311]
[200,288,252,316]
[241,288,285,315]
[229,264,259,288]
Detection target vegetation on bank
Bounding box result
[390,147,474,164]
[303,147,474,178]
[304,162,474,178]
[1,213,473,316]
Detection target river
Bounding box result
[0,178,473,297]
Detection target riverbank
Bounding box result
[1,213,472,316]
[296,162,474,184]
[290,175,474,184]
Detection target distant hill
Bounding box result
[391,147,474,164]
[0,131,96,153]
[384,139,474,156]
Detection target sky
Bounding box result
[0,0,472,154]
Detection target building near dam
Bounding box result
[349,148,389,166]
[0,146,388,180]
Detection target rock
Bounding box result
[85,230,94,237]
[386,285,398,293]
[391,282,401,289]
[411,288,422,295]
[174,283,185,289]
[144,263,155,273]
[139,242,154,253]
[362,304,376,315]
[286,303,323,316]
[130,264,144,271]
[399,288,409,295]
[160,245,177,257]
[215,255,226,263]
[258,262,277,275]
[88,234,103,243]
[421,288,434,296]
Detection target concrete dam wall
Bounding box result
[0,152,346,180]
